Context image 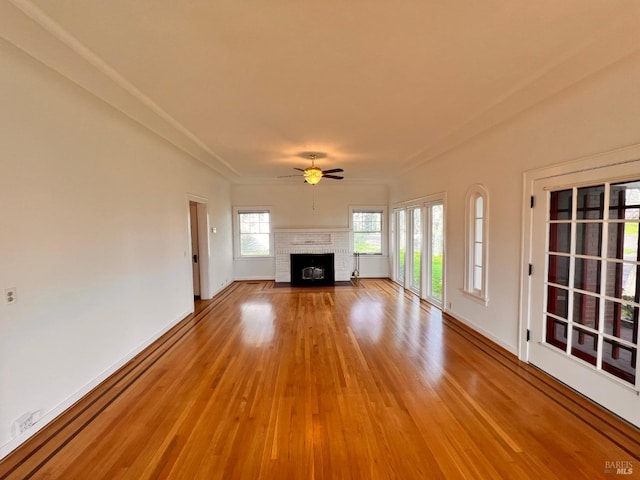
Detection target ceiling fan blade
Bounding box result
[278,174,303,178]
[322,168,344,174]
[323,175,344,180]
[293,167,305,172]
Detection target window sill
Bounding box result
[462,289,489,306]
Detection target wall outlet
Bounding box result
[5,287,16,305]
[12,410,41,437]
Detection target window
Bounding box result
[464,185,489,303]
[544,181,640,384]
[352,208,384,254]
[236,209,271,256]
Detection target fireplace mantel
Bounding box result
[274,228,350,233]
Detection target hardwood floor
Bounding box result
[1,279,638,479]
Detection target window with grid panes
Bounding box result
[545,181,639,384]
[353,210,383,254]
[464,185,489,302]
[238,210,271,256]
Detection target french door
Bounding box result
[529,162,640,427]
[393,199,446,307]
[394,209,406,286]
[425,202,444,307]
[408,206,422,294]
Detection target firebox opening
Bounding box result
[290,253,335,286]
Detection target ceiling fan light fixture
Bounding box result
[304,166,323,185]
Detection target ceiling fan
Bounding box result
[280,154,344,184]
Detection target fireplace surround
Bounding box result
[274,228,350,283]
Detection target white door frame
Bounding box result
[392,208,407,286]
[520,144,640,361]
[187,194,211,302]
[520,144,640,427]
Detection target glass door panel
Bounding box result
[429,204,444,304]
[396,210,406,286]
[394,200,445,307]
[409,207,422,294]
[541,182,639,384]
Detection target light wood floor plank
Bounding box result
[0,279,638,479]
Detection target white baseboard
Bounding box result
[207,279,234,298]
[0,308,192,461]
[443,307,517,355]
[233,275,274,281]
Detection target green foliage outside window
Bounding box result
[353,211,382,254]
[399,249,443,299]
[239,211,270,256]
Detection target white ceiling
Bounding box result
[5,0,640,184]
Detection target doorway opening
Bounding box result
[187,197,211,304]
[189,201,201,299]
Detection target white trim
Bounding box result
[391,191,446,209]
[391,208,407,286]
[522,143,640,181]
[232,206,274,259]
[423,195,447,309]
[186,193,208,204]
[274,228,350,233]
[464,184,489,304]
[187,194,212,299]
[2,0,239,179]
[444,307,517,354]
[407,205,423,295]
[462,289,490,306]
[233,275,275,281]
[349,205,388,256]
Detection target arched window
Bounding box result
[464,185,489,303]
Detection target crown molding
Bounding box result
[1,0,239,180]
[400,12,640,173]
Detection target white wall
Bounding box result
[390,52,640,354]
[0,40,233,457]
[3,14,638,461]
[232,184,389,280]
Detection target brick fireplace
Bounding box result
[274,228,351,283]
